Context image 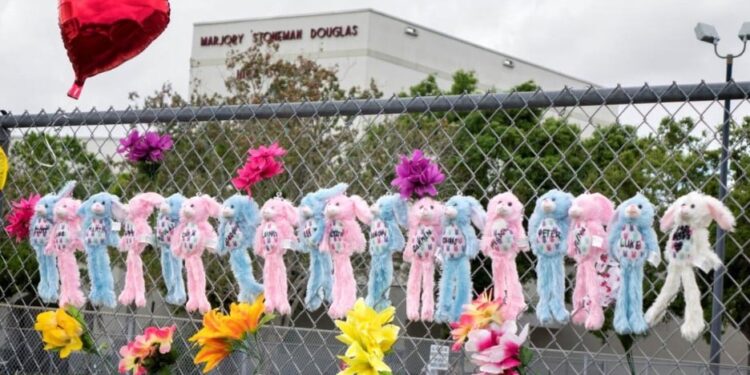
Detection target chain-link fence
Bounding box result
[1,80,749,374]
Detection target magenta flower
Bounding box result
[231,142,287,196]
[117,130,173,163]
[4,194,41,242]
[391,149,445,199]
[466,321,529,375]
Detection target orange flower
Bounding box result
[450,291,504,351]
[193,338,232,373]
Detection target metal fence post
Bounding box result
[709,56,733,375]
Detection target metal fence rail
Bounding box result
[1,80,749,374]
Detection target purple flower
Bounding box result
[391,149,446,199]
[118,130,173,163]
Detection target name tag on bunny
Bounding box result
[156,215,176,246]
[224,222,244,250]
[573,224,591,257]
[180,223,199,253]
[328,220,345,253]
[122,221,136,247]
[619,224,644,261]
[441,223,465,258]
[86,218,107,246]
[669,225,693,261]
[111,221,121,231]
[413,225,435,258]
[370,219,389,254]
[31,217,51,246]
[536,218,561,254]
[263,222,280,252]
[302,219,318,246]
[491,219,514,253]
[54,222,70,252]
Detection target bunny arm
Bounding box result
[512,219,529,251]
[528,211,544,255]
[106,219,120,248]
[403,225,418,262]
[276,219,297,252]
[557,217,571,256]
[479,219,495,256]
[170,223,191,258]
[689,226,721,272]
[217,219,230,256]
[463,224,480,259]
[343,219,367,254]
[640,224,661,267]
[319,222,334,254]
[386,219,406,253]
[607,218,625,262]
[253,220,267,257]
[199,222,218,254]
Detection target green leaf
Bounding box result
[519,346,534,365]
[259,313,276,326]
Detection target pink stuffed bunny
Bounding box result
[480,192,529,321]
[45,197,86,308]
[567,193,615,330]
[171,195,221,314]
[116,193,164,307]
[320,194,372,319]
[254,197,298,315]
[404,197,444,321]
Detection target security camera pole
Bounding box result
[695,21,749,375]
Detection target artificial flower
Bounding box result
[338,342,391,375]
[335,298,399,375]
[391,149,445,199]
[34,308,90,359]
[451,291,504,351]
[117,130,173,163]
[119,325,177,375]
[190,294,273,373]
[231,142,286,196]
[467,321,530,375]
[4,193,40,242]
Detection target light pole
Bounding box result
[695,21,750,375]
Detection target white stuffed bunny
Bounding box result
[645,191,736,341]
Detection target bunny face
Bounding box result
[661,191,736,231]
[159,193,186,219]
[535,190,574,220]
[487,192,523,223]
[54,197,81,221]
[569,193,615,225]
[35,181,77,219]
[180,195,221,222]
[409,197,444,227]
[222,194,259,224]
[80,192,123,219]
[615,194,655,227]
[261,198,298,223]
[300,183,349,220]
[371,194,408,226]
[324,195,371,224]
[445,196,486,229]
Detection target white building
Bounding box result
[190,9,615,127]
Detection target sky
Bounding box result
[1,0,750,119]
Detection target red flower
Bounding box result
[4,194,41,242]
[231,143,286,196]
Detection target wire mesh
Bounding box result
[1,81,749,374]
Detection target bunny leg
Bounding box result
[406,262,421,321]
[134,253,147,307]
[305,250,324,310]
[90,247,116,308]
[680,267,705,342]
[185,258,200,313]
[585,263,605,331]
[87,248,103,305]
[277,258,292,316]
[376,256,394,311]
[365,257,379,308]
[340,257,357,314]
[192,257,211,314]
[42,250,59,303]
[614,266,633,334]
[450,259,472,323]
[644,263,682,327]
[119,250,135,305]
[491,257,505,302]
[421,261,436,322]
[435,260,456,323]
[535,257,553,325]
[627,264,648,334]
[328,257,343,318]
[504,259,526,320]
[570,265,588,326]
[549,256,570,324]
[263,258,277,314]
[171,255,187,305]
[60,253,86,308]
[160,246,175,302]
[231,248,263,302]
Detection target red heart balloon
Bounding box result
[58,0,170,99]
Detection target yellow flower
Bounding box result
[463,290,503,328]
[190,294,272,373]
[34,309,85,358]
[335,299,399,354]
[338,342,391,375]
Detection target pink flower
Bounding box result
[450,291,504,351]
[4,194,41,242]
[232,142,286,196]
[465,321,529,375]
[143,325,176,354]
[118,325,176,374]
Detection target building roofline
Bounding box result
[194,8,599,87]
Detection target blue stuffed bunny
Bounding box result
[435,195,486,323]
[156,193,187,305]
[218,194,265,303]
[529,189,574,325]
[78,192,123,308]
[608,193,660,335]
[30,181,76,303]
[297,183,349,311]
[365,194,408,311]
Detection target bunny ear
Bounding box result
[57,180,77,198]
[705,196,736,231]
[394,196,409,227]
[660,198,681,232]
[201,195,222,218]
[139,192,165,208]
[350,195,372,224]
[111,199,127,221]
[77,198,91,217]
[244,198,261,226]
[315,183,349,201]
[469,197,487,229]
[282,200,299,226]
[592,193,615,224]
